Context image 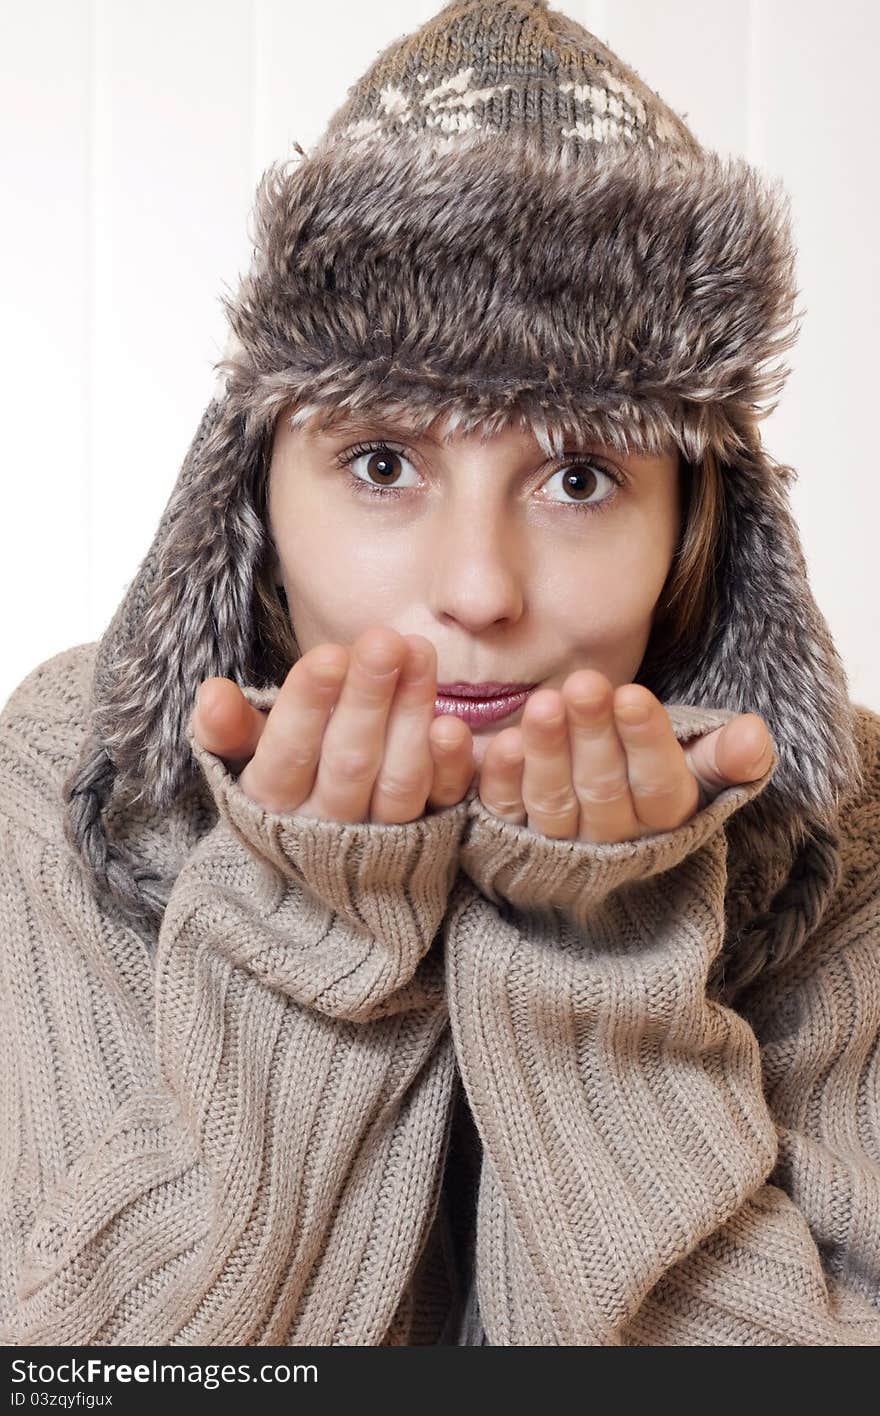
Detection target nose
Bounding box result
[427,490,524,633]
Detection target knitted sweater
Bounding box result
[1,641,879,1346]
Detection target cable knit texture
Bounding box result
[1,642,879,1345]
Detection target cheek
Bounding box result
[536,519,672,641]
[273,510,421,641]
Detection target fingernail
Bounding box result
[432,733,461,754]
[615,699,651,725]
[315,662,346,688]
[407,651,433,681]
[747,751,771,777]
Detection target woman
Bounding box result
[1,0,878,1345]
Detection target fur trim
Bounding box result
[215,129,803,465]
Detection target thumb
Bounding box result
[682,713,776,804]
[190,678,268,775]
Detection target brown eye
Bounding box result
[361,448,403,485]
[543,459,623,515]
[336,441,420,499]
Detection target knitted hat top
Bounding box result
[62,0,863,970]
[315,0,697,154]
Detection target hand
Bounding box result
[188,625,476,823]
[476,670,776,842]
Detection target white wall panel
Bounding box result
[88,0,255,631]
[2,1,92,692]
[753,0,879,701]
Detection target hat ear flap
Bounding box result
[87,392,271,814]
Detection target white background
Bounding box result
[1,0,877,711]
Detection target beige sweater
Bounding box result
[1,642,879,1346]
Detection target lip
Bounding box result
[436,681,536,699]
[434,686,535,727]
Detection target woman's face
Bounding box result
[267,408,681,766]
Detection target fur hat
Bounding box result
[61,0,865,1005]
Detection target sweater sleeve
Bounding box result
[0,703,467,1346]
[445,704,880,1345]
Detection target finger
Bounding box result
[561,670,643,843]
[190,677,268,776]
[310,625,407,822]
[238,647,348,812]
[612,685,699,831]
[427,713,476,811]
[519,690,580,839]
[476,727,526,824]
[368,635,438,824]
[683,714,776,800]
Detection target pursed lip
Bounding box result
[435,681,537,700]
[433,684,537,728]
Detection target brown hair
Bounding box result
[636,446,727,685]
[250,431,300,684]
